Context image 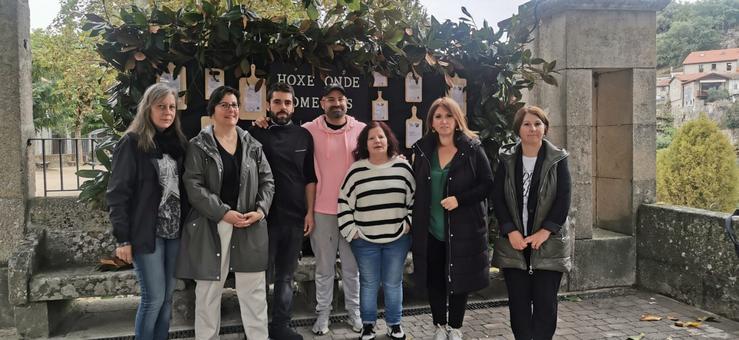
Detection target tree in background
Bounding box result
[656,101,675,149]
[657,114,739,212]
[656,0,738,68]
[723,101,739,129]
[705,87,730,102]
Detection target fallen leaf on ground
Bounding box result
[674,321,702,328]
[562,295,582,302]
[667,315,679,321]
[696,316,718,322]
[626,333,645,340]
[640,314,663,321]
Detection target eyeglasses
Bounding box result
[218,102,239,110]
[322,97,347,104]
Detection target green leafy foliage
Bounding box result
[722,101,739,129]
[705,88,730,103]
[78,0,556,206]
[657,114,739,212]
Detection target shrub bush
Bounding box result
[657,114,739,212]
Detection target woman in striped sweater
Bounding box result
[338,121,415,340]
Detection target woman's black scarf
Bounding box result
[153,127,185,159]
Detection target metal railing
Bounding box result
[27,137,100,197]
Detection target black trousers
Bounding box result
[502,266,563,340]
[426,234,469,329]
[267,222,304,328]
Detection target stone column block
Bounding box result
[596,125,633,180]
[564,69,593,126]
[565,10,657,69]
[633,68,657,125]
[596,177,633,235]
[633,124,656,182]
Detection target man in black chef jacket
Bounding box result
[248,82,317,340]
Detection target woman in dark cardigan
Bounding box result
[491,106,572,340]
[106,83,189,340]
[411,97,493,340]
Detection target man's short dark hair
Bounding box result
[207,86,240,116]
[267,82,296,103]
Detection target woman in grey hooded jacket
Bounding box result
[491,106,572,340]
[176,86,274,340]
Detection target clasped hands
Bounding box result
[223,210,263,228]
[507,228,551,250]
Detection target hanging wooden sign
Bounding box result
[157,62,188,110]
[204,68,224,100]
[405,71,422,103]
[200,116,212,129]
[405,106,423,148]
[372,91,389,121]
[372,71,388,87]
[239,64,267,120]
[447,74,467,115]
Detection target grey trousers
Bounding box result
[194,221,268,340]
[310,213,360,317]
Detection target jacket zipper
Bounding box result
[529,153,567,271]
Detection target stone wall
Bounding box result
[637,204,739,321]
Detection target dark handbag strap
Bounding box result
[725,209,739,258]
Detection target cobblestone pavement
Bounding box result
[281,290,739,340]
[3,289,738,339]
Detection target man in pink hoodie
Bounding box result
[303,84,365,335]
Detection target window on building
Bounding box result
[699,64,704,72]
[711,63,716,71]
[728,63,733,71]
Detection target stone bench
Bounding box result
[6,226,326,338]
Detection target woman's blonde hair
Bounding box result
[425,97,477,140]
[126,83,186,152]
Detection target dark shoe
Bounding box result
[360,323,375,340]
[387,324,406,340]
[269,324,303,340]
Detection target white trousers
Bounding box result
[310,213,360,317]
[194,221,268,340]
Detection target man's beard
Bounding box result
[326,107,346,119]
[271,111,292,125]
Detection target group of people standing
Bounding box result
[107,80,571,340]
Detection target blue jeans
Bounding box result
[350,234,411,326]
[132,237,180,340]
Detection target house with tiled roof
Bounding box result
[682,48,739,74]
[662,48,739,113]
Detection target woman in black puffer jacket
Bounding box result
[411,97,493,340]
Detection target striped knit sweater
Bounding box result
[338,157,415,243]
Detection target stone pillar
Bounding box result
[522,0,667,290]
[0,0,33,327]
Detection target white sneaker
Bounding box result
[433,324,448,340]
[448,328,463,340]
[346,313,363,333]
[312,313,331,335]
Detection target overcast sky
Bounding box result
[29,0,532,29]
[30,0,701,30]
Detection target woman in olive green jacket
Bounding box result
[491,106,571,340]
[176,86,274,340]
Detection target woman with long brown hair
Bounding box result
[410,97,493,340]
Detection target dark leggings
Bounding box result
[426,234,469,329]
[503,267,562,340]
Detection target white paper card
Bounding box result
[372,71,388,87]
[244,84,262,112]
[373,101,388,121]
[405,72,422,102]
[406,120,423,148]
[205,68,224,100]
